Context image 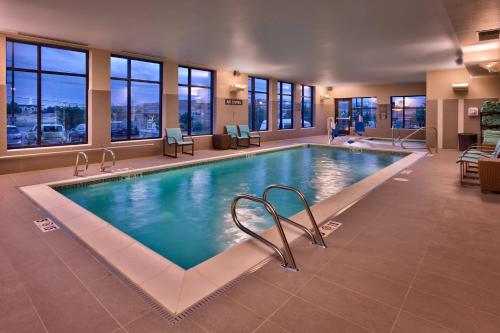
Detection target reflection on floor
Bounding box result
[1,135,499,333]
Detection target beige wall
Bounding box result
[426,68,500,149]
[332,82,426,139]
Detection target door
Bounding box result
[335,98,352,135]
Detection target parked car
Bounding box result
[25,124,66,145]
[7,125,23,148]
[111,120,139,140]
[67,123,86,143]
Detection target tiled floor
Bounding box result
[1,136,499,333]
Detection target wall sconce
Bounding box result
[230,83,247,93]
[452,82,469,92]
[320,94,332,101]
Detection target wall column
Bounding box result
[89,49,110,148]
[437,99,443,149]
[0,35,7,156]
[458,98,464,133]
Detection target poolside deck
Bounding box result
[1,135,499,333]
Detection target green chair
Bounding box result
[163,128,194,158]
[457,138,500,185]
[238,124,261,147]
[225,125,248,148]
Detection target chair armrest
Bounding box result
[464,145,495,153]
[250,130,261,136]
[166,136,178,144]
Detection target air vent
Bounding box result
[17,32,88,46]
[478,29,500,41]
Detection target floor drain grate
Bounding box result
[33,218,60,232]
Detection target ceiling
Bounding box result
[443,0,500,46]
[0,0,462,86]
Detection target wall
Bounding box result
[0,33,332,174]
[426,68,500,149]
[332,82,427,139]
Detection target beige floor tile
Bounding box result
[317,262,409,307]
[412,271,500,317]
[392,312,457,333]
[188,296,265,333]
[88,274,151,326]
[225,275,292,318]
[270,296,370,333]
[297,277,398,333]
[403,289,500,333]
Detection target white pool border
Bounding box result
[20,143,426,315]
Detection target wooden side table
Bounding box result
[212,134,233,150]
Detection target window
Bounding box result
[352,97,377,128]
[277,81,293,129]
[301,85,314,128]
[391,96,426,129]
[178,67,213,136]
[248,77,268,131]
[6,39,88,149]
[110,56,162,141]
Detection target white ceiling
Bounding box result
[0,0,461,86]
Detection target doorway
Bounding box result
[335,98,352,135]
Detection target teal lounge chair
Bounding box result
[225,125,248,148]
[163,128,194,158]
[238,124,261,147]
[457,139,500,184]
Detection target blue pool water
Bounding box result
[58,146,403,269]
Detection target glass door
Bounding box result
[335,98,352,135]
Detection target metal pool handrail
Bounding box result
[100,148,116,172]
[262,184,327,248]
[391,126,438,154]
[74,151,89,176]
[231,194,298,271]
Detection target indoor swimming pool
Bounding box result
[57,145,404,269]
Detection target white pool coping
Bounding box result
[20,143,426,315]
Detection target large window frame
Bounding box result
[352,97,377,128]
[391,95,426,129]
[110,55,163,142]
[248,76,269,131]
[6,38,89,149]
[277,81,294,130]
[178,66,214,136]
[301,85,314,128]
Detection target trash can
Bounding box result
[458,133,477,151]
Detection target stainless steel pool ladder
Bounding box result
[74,151,89,176]
[100,148,116,172]
[262,184,326,248]
[231,194,298,271]
[231,184,326,271]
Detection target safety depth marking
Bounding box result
[393,177,409,182]
[33,218,60,233]
[400,169,413,175]
[319,220,342,237]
